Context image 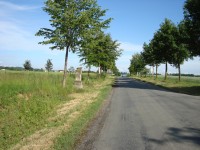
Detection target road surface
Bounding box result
[93,77,200,150]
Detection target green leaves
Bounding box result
[45,59,53,72]
[23,60,32,71]
[184,0,200,56]
[36,0,112,87]
[36,0,111,51]
[140,18,190,81]
[129,53,145,75]
[79,32,122,72]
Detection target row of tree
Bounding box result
[36,0,122,87]
[129,0,200,81]
[78,32,122,75]
[23,59,53,72]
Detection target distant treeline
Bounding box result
[0,66,44,72]
[169,73,200,77]
[0,66,99,73]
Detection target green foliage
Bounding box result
[171,21,189,67]
[154,19,177,64]
[68,66,75,76]
[36,0,111,51]
[129,53,145,75]
[184,0,200,56]
[140,68,150,77]
[112,65,121,76]
[143,19,190,81]
[142,42,155,66]
[171,22,189,81]
[23,60,32,71]
[36,0,112,87]
[79,32,122,73]
[136,1,199,81]
[45,59,53,72]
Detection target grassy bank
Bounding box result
[132,75,200,96]
[0,71,113,149]
[0,71,73,149]
[54,80,112,150]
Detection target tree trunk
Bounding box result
[156,64,158,80]
[98,63,101,74]
[88,65,90,81]
[178,63,181,82]
[62,46,69,88]
[152,65,154,79]
[164,61,168,80]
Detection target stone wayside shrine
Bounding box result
[74,67,83,89]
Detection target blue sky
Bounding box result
[0,0,200,74]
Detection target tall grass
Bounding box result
[0,71,74,149]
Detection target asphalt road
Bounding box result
[93,77,200,150]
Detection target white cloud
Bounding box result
[116,41,143,72]
[0,1,39,11]
[119,41,143,53]
[0,20,50,52]
[0,1,45,51]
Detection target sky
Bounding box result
[0,0,200,74]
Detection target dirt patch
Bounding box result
[11,111,81,150]
[17,93,32,101]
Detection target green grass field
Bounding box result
[133,75,200,96]
[0,71,72,149]
[0,71,112,149]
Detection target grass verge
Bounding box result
[0,71,74,149]
[53,79,112,150]
[0,70,113,149]
[132,75,200,96]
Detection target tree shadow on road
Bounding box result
[170,86,200,96]
[112,77,168,92]
[112,77,200,96]
[147,127,200,146]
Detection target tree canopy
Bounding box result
[23,60,32,71]
[129,53,145,75]
[36,0,111,87]
[140,19,190,81]
[130,1,198,80]
[184,0,200,56]
[79,32,122,74]
[150,19,178,80]
[45,59,53,72]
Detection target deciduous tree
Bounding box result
[23,60,32,71]
[152,19,177,80]
[171,22,189,81]
[79,32,122,75]
[45,59,53,72]
[184,0,200,56]
[36,0,111,87]
[129,53,145,76]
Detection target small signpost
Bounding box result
[74,67,83,89]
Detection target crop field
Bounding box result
[133,75,200,96]
[0,71,113,149]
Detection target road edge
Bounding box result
[75,88,114,150]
